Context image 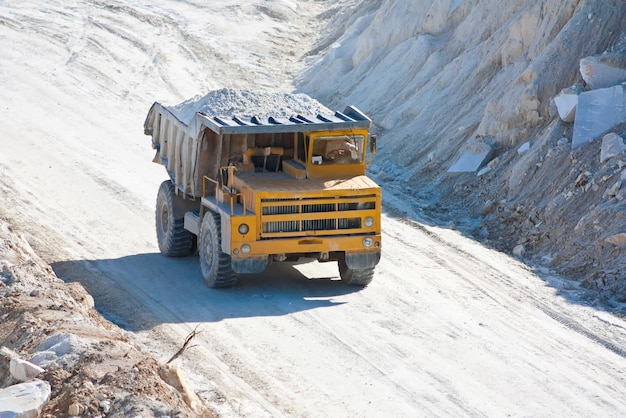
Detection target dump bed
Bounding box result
[144,91,372,198]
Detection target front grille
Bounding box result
[303,219,336,231]
[260,195,376,238]
[264,220,299,234]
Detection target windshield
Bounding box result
[311,135,365,165]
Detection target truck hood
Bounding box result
[233,172,380,195]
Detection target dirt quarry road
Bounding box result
[2,1,626,416]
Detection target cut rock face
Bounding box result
[572,85,626,149]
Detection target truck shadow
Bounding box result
[51,254,364,331]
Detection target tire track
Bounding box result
[390,212,626,361]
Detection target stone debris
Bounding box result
[166,88,333,125]
[481,200,494,215]
[448,141,493,173]
[580,52,626,90]
[574,171,592,188]
[600,133,626,162]
[517,142,530,154]
[0,217,211,417]
[68,402,85,416]
[513,244,525,257]
[1,346,19,362]
[0,379,51,418]
[9,357,45,381]
[557,137,570,146]
[603,180,622,199]
[605,233,626,246]
[572,85,626,149]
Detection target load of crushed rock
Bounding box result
[165,88,333,125]
[0,219,214,417]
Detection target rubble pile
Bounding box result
[0,219,213,417]
[476,47,626,296]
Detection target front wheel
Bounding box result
[338,258,374,287]
[199,212,237,288]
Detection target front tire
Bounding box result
[338,257,374,287]
[156,180,195,257]
[199,212,237,288]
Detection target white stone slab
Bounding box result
[448,141,493,173]
[580,55,626,90]
[0,380,51,418]
[572,85,626,149]
[448,149,492,172]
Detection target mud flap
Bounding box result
[232,256,270,274]
[344,252,381,269]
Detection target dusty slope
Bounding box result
[299,0,626,292]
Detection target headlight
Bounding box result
[238,223,249,235]
[364,216,374,228]
[363,237,373,248]
[241,244,251,254]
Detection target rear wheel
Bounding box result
[199,211,237,288]
[156,180,195,257]
[338,257,374,287]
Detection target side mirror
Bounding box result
[366,135,377,167]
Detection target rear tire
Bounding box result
[199,211,237,288]
[156,180,195,257]
[338,257,374,287]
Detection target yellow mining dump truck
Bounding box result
[144,91,381,288]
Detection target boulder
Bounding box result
[600,133,626,162]
[554,84,584,122]
[572,85,626,149]
[0,380,51,418]
[517,142,530,154]
[580,53,626,90]
[513,244,525,257]
[554,93,578,123]
[10,358,44,382]
[0,346,19,361]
